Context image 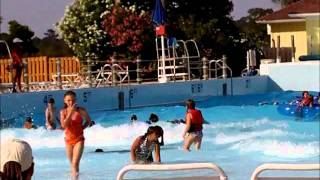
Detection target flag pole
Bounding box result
[161,35,166,81]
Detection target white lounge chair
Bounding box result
[117,162,227,180]
[250,163,320,180]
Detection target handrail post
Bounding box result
[246,50,250,73]
[22,58,29,92]
[86,59,92,88]
[202,57,208,80]
[136,56,142,84]
[56,58,62,89]
[111,53,117,86]
[222,55,227,79]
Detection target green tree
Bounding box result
[102,5,153,58]
[8,20,38,55]
[121,0,243,70]
[236,8,273,49]
[8,21,34,43]
[34,29,73,57]
[271,0,300,7]
[57,0,114,61]
[44,29,59,40]
[121,0,235,50]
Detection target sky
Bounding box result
[0,0,280,38]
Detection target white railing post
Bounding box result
[136,56,142,84]
[56,58,62,89]
[86,58,93,87]
[222,55,227,79]
[202,57,208,80]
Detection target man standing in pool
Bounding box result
[182,99,204,151]
[60,91,92,178]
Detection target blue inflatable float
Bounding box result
[277,104,320,119]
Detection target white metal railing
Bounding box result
[208,59,232,79]
[241,68,260,77]
[117,163,228,180]
[0,40,13,60]
[50,63,130,88]
[185,40,201,80]
[156,37,202,82]
[250,163,320,180]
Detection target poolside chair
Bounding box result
[95,63,129,86]
[250,163,320,180]
[95,64,112,86]
[117,162,228,180]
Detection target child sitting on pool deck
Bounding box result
[130,126,164,164]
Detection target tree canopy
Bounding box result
[236,8,273,49]
[1,0,278,76]
[0,20,38,56]
[57,0,114,61]
[272,0,300,6]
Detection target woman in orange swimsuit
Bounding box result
[60,91,92,178]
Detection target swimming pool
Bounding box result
[1,91,319,180]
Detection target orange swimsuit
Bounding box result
[65,111,85,145]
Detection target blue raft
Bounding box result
[277,104,320,119]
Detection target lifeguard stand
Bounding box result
[155,27,200,82]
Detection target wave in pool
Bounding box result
[0,121,185,149]
[230,140,319,159]
[1,118,318,159]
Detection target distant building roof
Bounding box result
[257,0,320,23]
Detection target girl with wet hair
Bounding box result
[130,126,164,164]
[60,90,92,178]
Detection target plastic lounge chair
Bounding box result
[117,162,227,180]
[250,163,320,180]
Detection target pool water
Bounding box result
[1,91,319,180]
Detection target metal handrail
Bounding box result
[176,40,190,80]
[250,163,320,180]
[241,68,260,77]
[208,59,232,79]
[117,162,228,180]
[185,40,200,58]
[0,40,12,60]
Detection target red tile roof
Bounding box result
[258,0,320,21]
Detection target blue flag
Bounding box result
[152,0,166,26]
